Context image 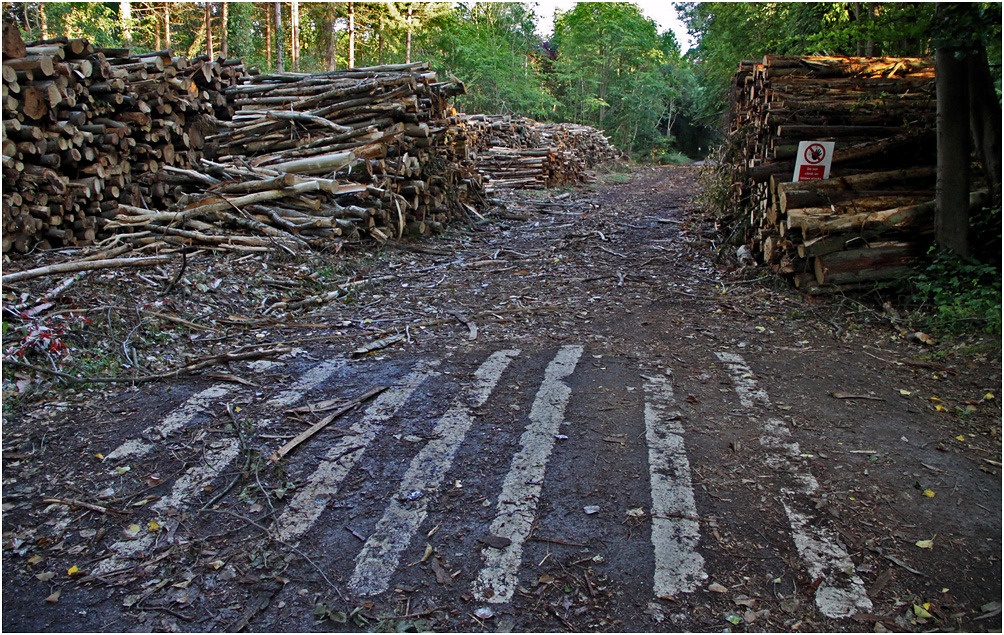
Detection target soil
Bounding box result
[2,165,1001,633]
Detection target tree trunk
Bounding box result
[348,2,355,69]
[164,2,171,49]
[40,3,49,40]
[968,43,1002,210]
[853,3,863,56]
[291,0,300,71]
[406,5,413,64]
[273,2,284,72]
[221,2,228,57]
[325,3,337,71]
[265,3,272,69]
[935,36,971,256]
[205,2,214,58]
[120,1,132,45]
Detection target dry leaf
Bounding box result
[708,582,728,593]
[915,538,934,549]
[45,589,61,603]
[35,571,55,581]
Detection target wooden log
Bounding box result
[813,241,922,285]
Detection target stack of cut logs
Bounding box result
[453,114,621,190]
[2,22,246,254]
[180,61,482,243]
[721,55,974,293]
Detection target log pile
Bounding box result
[191,61,482,242]
[720,55,950,293]
[453,114,622,190]
[2,23,247,254]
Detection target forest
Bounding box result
[3,2,1001,162]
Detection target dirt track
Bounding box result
[2,166,1001,632]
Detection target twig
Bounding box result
[42,497,130,515]
[160,248,187,296]
[199,508,345,599]
[269,386,387,462]
[2,255,173,285]
[4,347,291,384]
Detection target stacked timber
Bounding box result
[718,55,952,293]
[453,114,622,190]
[2,22,247,254]
[192,62,481,242]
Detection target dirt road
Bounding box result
[3,166,1001,632]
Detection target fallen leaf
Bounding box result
[583,505,600,515]
[27,555,43,565]
[430,557,452,585]
[915,538,934,549]
[114,466,131,475]
[626,507,645,517]
[35,571,55,581]
[95,454,105,461]
[956,435,966,441]
[985,393,995,401]
[934,405,948,412]
[726,614,741,625]
[205,559,225,570]
[922,489,935,498]
[899,389,912,396]
[145,474,164,487]
[913,604,933,618]
[123,524,141,538]
[479,535,512,550]
[45,589,61,603]
[474,607,495,620]
[708,582,728,593]
[148,521,160,531]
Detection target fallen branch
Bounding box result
[42,497,130,515]
[2,255,173,285]
[269,385,387,463]
[4,347,291,384]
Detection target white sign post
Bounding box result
[792,140,835,182]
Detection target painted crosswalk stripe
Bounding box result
[105,384,232,461]
[474,344,583,603]
[94,440,240,574]
[96,358,345,574]
[643,373,707,598]
[276,360,442,544]
[349,351,519,596]
[716,351,872,619]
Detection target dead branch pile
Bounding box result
[719,55,961,294]
[454,114,622,190]
[2,23,245,255]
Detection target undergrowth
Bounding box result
[901,248,1002,335]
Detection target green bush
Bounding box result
[909,249,1002,334]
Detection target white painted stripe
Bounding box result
[267,357,345,407]
[276,360,442,544]
[349,351,519,596]
[105,384,232,460]
[714,352,770,408]
[643,374,707,599]
[95,439,240,574]
[474,345,583,603]
[717,351,872,619]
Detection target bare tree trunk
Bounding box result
[969,43,1002,210]
[221,2,228,58]
[291,0,300,70]
[155,4,163,49]
[120,1,132,45]
[935,38,971,256]
[40,3,49,39]
[406,5,413,64]
[348,1,355,68]
[325,3,336,71]
[165,2,171,49]
[274,2,284,72]
[265,3,272,69]
[864,4,875,56]
[205,2,214,58]
[853,3,863,56]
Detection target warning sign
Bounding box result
[792,140,834,182]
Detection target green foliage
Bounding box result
[908,250,1002,335]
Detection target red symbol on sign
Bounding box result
[804,143,826,164]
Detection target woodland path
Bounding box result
[2,166,1000,632]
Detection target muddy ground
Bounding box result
[2,165,1001,633]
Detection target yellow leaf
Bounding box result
[934,405,948,412]
[985,393,995,400]
[27,555,43,565]
[148,521,160,532]
[114,466,131,475]
[234,406,242,412]
[956,435,966,441]
[929,396,942,402]
[67,565,79,576]
[206,559,225,570]
[915,539,934,549]
[913,604,932,619]
[95,454,105,461]
[923,489,935,498]
[923,603,931,610]
[124,523,141,538]
[899,389,912,396]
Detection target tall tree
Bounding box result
[220,2,228,58]
[291,0,300,70]
[348,1,355,68]
[273,1,283,71]
[164,2,170,48]
[120,1,132,45]
[205,1,214,58]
